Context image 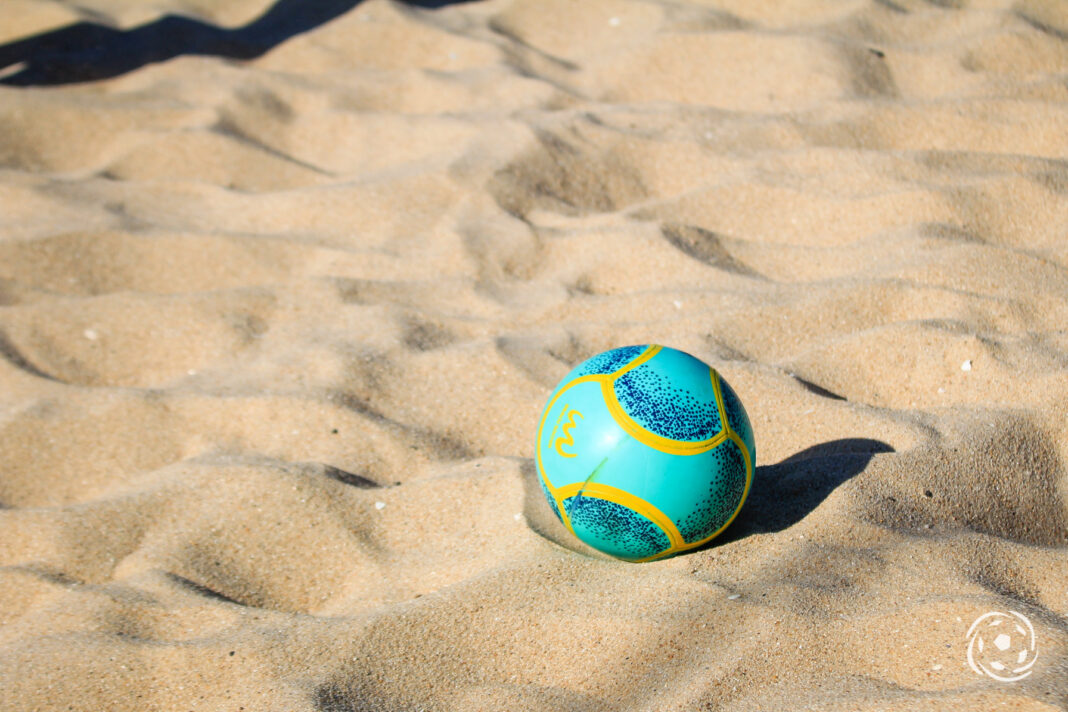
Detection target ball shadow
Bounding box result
[716,437,895,545]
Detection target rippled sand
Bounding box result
[1,0,1067,710]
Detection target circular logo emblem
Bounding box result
[966,611,1038,682]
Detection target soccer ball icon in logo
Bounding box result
[967,611,1038,682]
[535,345,755,561]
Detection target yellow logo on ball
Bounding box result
[553,405,584,458]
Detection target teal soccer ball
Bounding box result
[536,345,755,561]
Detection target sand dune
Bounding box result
[1,0,1067,710]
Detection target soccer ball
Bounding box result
[536,345,755,561]
[967,611,1038,681]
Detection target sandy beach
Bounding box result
[1,0,1067,709]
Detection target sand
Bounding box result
[0,0,1067,709]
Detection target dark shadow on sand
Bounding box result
[717,437,894,544]
[0,0,482,86]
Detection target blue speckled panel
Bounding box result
[575,345,646,378]
[676,438,747,543]
[563,495,669,560]
[613,362,721,441]
[719,376,755,463]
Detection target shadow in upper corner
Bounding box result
[0,0,483,87]
[717,438,895,544]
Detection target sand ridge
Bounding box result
[1,0,1067,710]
